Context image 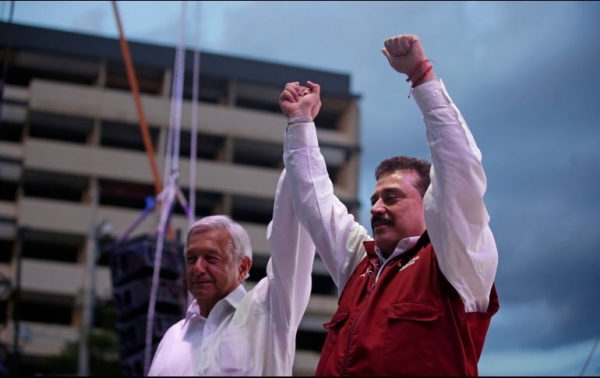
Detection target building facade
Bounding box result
[0,22,361,375]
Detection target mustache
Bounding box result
[371,215,394,229]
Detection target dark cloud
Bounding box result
[458,3,600,350]
[213,1,600,358]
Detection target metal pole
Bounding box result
[11,227,22,370]
[78,182,99,376]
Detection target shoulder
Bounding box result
[244,277,270,306]
[159,317,188,341]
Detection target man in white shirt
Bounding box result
[148,170,315,375]
[277,34,499,375]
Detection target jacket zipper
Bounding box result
[340,258,389,374]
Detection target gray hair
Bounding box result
[186,215,253,263]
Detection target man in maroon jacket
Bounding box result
[277,33,499,376]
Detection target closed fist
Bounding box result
[381,34,428,75]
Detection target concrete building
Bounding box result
[0,22,361,375]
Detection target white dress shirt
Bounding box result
[282,79,498,313]
[148,170,315,376]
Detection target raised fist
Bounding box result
[381,34,428,76]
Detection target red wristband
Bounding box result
[411,64,433,88]
[407,64,433,98]
[405,60,429,83]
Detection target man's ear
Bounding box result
[238,256,252,282]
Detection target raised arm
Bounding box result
[265,168,316,329]
[383,34,498,312]
[278,82,369,292]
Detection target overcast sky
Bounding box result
[5,1,600,375]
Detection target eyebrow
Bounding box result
[370,187,404,204]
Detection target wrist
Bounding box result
[406,59,437,98]
[411,66,436,87]
[405,59,436,87]
[287,115,313,125]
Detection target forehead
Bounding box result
[372,170,419,195]
[186,228,231,252]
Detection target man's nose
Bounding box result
[193,258,207,274]
[370,199,385,216]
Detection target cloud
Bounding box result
[454,3,600,351]
[212,1,600,361]
[480,337,600,376]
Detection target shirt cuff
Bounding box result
[411,78,453,113]
[285,122,319,149]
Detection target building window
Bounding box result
[172,189,221,219]
[22,170,88,203]
[178,131,225,161]
[182,74,228,105]
[28,111,93,144]
[311,274,337,296]
[98,179,155,210]
[233,138,282,169]
[296,329,327,353]
[231,195,274,225]
[247,255,269,284]
[19,297,73,325]
[0,121,24,142]
[235,98,281,114]
[313,108,341,131]
[0,240,13,263]
[105,61,163,95]
[0,179,18,201]
[21,239,80,264]
[4,50,98,87]
[100,120,160,152]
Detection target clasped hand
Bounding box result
[279,81,322,120]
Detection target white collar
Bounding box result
[182,283,248,327]
[375,236,421,263]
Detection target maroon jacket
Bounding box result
[316,232,499,376]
